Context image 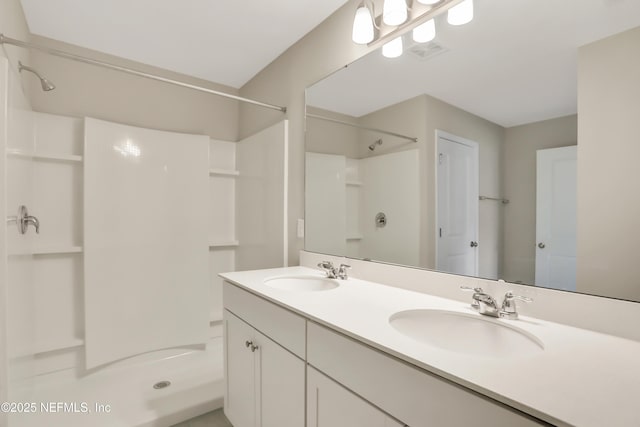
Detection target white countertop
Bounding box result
[220,266,640,427]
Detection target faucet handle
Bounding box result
[499,291,533,320]
[337,264,351,280]
[317,261,338,278]
[460,285,484,293]
[460,286,483,310]
[504,291,533,303]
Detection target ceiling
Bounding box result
[19,0,349,89]
[307,0,640,127]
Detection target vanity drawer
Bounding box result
[307,322,548,427]
[223,281,306,358]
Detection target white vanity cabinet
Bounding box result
[223,279,549,427]
[307,366,405,427]
[223,282,306,427]
[307,323,548,427]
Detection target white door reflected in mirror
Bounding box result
[535,146,577,291]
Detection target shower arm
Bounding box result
[0,33,287,113]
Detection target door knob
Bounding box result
[470,241,478,248]
[538,242,545,249]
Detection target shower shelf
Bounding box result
[346,180,363,186]
[209,168,239,177]
[346,235,363,241]
[9,246,83,256]
[7,149,83,162]
[209,241,239,248]
[36,337,84,355]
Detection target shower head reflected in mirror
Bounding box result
[18,61,55,91]
[368,139,383,151]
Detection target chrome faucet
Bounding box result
[461,286,500,317]
[317,261,351,280]
[460,286,533,319]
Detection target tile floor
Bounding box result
[171,409,232,427]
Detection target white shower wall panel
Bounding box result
[209,177,236,243]
[33,253,83,353]
[209,139,237,244]
[209,249,234,322]
[305,152,346,257]
[236,120,288,270]
[4,57,38,405]
[33,112,83,155]
[360,150,420,267]
[32,161,82,248]
[84,118,210,369]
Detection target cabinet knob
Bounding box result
[245,340,259,352]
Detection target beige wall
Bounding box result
[306,106,360,158]
[27,36,240,141]
[502,115,577,285]
[239,0,373,265]
[423,95,504,277]
[577,27,640,301]
[0,0,32,98]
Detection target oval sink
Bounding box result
[264,275,339,292]
[389,309,543,358]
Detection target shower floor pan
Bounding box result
[10,337,224,427]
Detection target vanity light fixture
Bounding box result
[412,18,436,43]
[447,0,474,26]
[382,36,404,58]
[352,0,474,58]
[383,0,409,26]
[352,1,377,44]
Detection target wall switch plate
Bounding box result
[297,219,305,238]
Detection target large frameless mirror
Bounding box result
[304,0,640,302]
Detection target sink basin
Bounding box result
[264,275,339,292]
[389,309,543,358]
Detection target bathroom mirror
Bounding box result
[304,0,640,302]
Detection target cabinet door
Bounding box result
[224,311,256,427]
[256,330,305,427]
[307,367,404,427]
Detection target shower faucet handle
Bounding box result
[8,205,40,234]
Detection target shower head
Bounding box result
[368,139,383,151]
[18,61,55,91]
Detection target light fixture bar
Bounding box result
[368,0,465,48]
[306,113,418,143]
[0,34,287,113]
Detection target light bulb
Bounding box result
[412,19,436,43]
[382,37,403,58]
[416,0,440,4]
[352,5,375,44]
[447,0,473,26]
[383,0,408,26]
